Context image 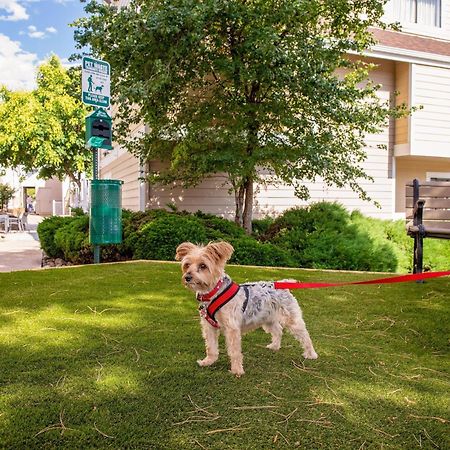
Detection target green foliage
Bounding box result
[70,207,86,217]
[351,212,450,273]
[133,214,208,261]
[37,216,75,259]
[0,57,91,189]
[264,202,397,272]
[251,217,275,239]
[73,0,410,230]
[54,215,91,263]
[230,237,295,267]
[37,203,450,272]
[0,183,15,210]
[194,211,246,240]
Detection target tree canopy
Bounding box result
[74,0,407,232]
[0,56,91,191]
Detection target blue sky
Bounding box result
[0,0,88,90]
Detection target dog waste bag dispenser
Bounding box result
[90,179,123,245]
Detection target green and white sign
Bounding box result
[82,56,110,108]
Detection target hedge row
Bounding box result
[37,202,450,272]
[37,209,293,267]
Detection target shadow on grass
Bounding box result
[0,262,448,449]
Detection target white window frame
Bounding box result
[384,0,446,39]
[426,171,450,181]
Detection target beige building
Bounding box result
[100,0,450,221]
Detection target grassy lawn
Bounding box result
[0,262,448,449]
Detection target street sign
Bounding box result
[82,56,110,108]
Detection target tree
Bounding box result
[0,56,91,197]
[0,183,15,211]
[73,0,407,233]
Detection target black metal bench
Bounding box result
[406,179,450,274]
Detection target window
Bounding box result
[426,172,450,182]
[393,0,441,27]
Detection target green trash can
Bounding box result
[90,179,123,245]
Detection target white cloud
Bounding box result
[53,0,75,5]
[26,25,57,39]
[0,33,38,90]
[27,25,45,39]
[0,0,29,21]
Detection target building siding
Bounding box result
[412,63,450,157]
[395,61,410,145]
[100,151,141,211]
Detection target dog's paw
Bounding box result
[266,342,280,351]
[197,358,217,367]
[230,368,245,378]
[303,350,318,360]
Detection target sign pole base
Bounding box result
[94,245,100,264]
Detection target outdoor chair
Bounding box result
[8,212,27,232]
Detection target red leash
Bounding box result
[273,270,450,290]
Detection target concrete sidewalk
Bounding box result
[0,215,44,272]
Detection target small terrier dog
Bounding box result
[176,241,318,376]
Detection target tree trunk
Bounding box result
[243,177,253,234]
[233,178,254,233]
[234,184,245,227]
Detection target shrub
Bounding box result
[230,237,295,267]
[252,218,274,239]
[37,216,74,258]
[133,214,208,261]
[54,215,91,263]
[263,202,398,272]
[194,211,246,240]
[39,202,450,273]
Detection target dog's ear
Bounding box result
[175,242,196,261]
[206,241,234,264]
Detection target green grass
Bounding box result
[0,262,449,449]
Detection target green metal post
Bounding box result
[92,147,100,264]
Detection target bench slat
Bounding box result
[405,198,450,209]
[405,208,450,220]
[407,221,450,231]
[406,180,450,188]
[406,185,450,198]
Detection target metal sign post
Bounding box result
[82,56,116,264]
[92,146,100,264]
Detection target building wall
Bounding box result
[395,61,410,145]
[100,149,141,211]
[35,178,63,216]
[99,121,145,211]
[412,63,450,157]
[0,168,62,215]
[148,161,236,219]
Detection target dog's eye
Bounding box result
[199,263,207,270]
[183,263,190,270]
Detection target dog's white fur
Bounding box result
[176,241,318,376]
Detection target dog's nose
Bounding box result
[184,274,192,282]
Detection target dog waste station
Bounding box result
[82,56,123,263]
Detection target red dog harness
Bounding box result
[197,279,241,328]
